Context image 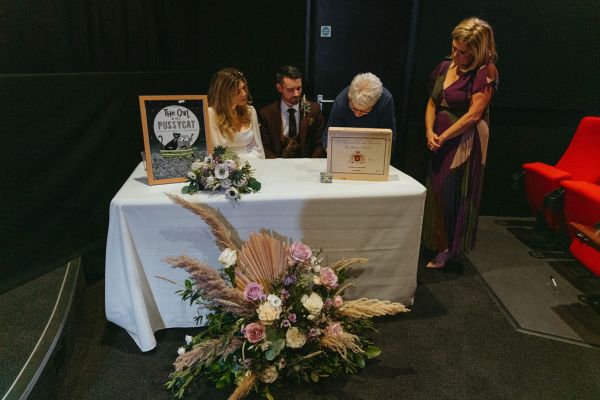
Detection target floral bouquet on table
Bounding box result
[164,194,409,400]
[183,145,261,200]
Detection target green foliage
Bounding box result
[166,243,403,399]
[181,146,261,199]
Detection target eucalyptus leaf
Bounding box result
[265,349,277,361]
[265,337,285,360]
[365,345,382,359]
[355,354,366,369]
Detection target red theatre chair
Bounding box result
[561,180,600,276]
[522,116,600,230]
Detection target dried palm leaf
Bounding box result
[235,232,288,292]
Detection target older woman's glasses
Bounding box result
[349,101,372,117]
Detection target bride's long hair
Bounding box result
[208,68,252,140]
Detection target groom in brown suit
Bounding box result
[259,66,325,158]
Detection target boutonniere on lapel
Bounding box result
[299,95,311,117]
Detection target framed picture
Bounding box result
[326,127,392,181]
[139,95,211,185]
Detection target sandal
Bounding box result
[426,249,452,269]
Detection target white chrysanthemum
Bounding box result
[225,187,239,200]
[267,294,282,308]
[220,178,232,188]
[214,164,229,179]
[285,327,307,348]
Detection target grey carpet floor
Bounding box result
[468,217,600,347]
[0,264,66,396]
[55,251,600,400]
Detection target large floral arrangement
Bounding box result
[164,195,409,399]
[182,145,261,200]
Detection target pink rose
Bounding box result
[319,267,338,289]
[244,282,264,302]
[290,242,312,263]
[244,322,265,343]
[333,295,343,307]
[327,322,343,336]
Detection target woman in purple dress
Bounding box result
[422,17,499,269]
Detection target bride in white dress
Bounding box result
[207,68,265,159]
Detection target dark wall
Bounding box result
[2,0,599,290]
[402,0,600,216]
[0,0,307,292]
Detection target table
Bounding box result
[105,158,425,351]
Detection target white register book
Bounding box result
[326,127,392,181]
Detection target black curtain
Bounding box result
[0,0,307,293]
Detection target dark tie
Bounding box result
[287,108,297,138]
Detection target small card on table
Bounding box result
[326,127,392,181]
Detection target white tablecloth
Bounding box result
[105,158,425,351]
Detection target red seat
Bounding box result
[522,116,600,230]
[561,180,600,276]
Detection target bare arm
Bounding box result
[425,98,438,151]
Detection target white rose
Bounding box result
[257,302,282,325]
[191,160,203,170]
[220,178,232,188]
[267,294,282,308]
[285,327,307,349]
[218,248,237,267]
[185,335,193,345]
[177,347,186,355]
[302,292,323,315]
[257,365,278,384]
